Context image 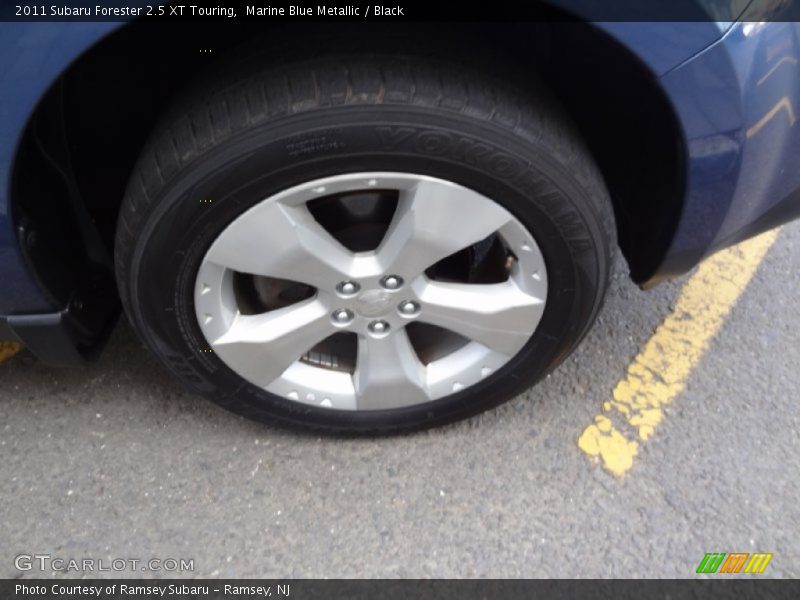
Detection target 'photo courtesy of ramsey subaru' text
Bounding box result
[0,0,798,594]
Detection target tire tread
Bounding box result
[115,52,616,434]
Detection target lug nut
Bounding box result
[399,300,420,316]
[381,275,403,290]
[337,281,360,295]
[368,320,390,335]
[332,309,354,325]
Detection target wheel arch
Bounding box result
[10,18,688,331]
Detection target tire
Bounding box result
[114,52,615,434]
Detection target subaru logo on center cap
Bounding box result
[354,289,393,317]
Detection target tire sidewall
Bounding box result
[126,105,608,431]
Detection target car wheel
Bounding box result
[114,53,615,433]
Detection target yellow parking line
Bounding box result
[0,342,22,363]
[578,229,780,476]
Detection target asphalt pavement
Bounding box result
[1,222,798,579]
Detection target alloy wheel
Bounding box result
[194,172,548,411]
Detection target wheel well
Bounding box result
[11,19,684,313]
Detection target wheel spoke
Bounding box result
[376,179,513,278]
[354,329,429,410]
[415,278,544,355]
[211,298,333,387]
[205,201,354,289]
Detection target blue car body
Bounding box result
[1,4,800,364]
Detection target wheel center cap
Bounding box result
[354,289,393,317]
